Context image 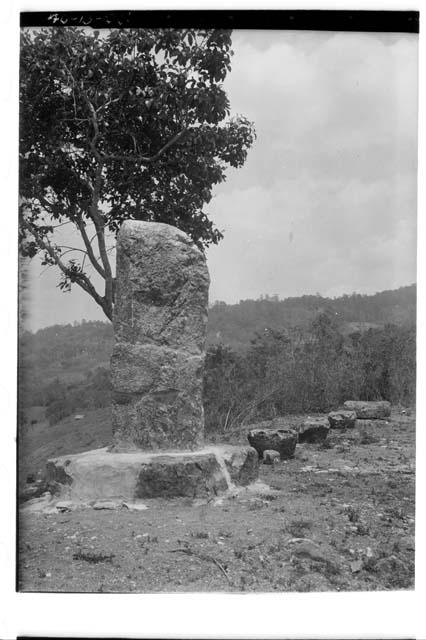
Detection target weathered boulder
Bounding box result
[343,400,391,420]
[247,427,297,460]
[263,450,281,465]
[328,410,357,429]
[19,481,48,503]
[297,419,330,443]
[135,453,228,498]
[111,220,209,451]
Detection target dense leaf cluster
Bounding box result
[20,27,255,318]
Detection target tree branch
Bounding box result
[21,217,112,320]
[75,218,106,278]
[102,128,188,164]
[87,164,114,318]
[80,77,188,167]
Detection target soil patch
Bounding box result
[18,409,415,592]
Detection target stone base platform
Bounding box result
[46,445,259,502]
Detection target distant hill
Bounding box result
[208,284,416,346]
[18,284,416,401]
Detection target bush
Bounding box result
[203,316,415,437]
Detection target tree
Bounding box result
[19,27,255,320]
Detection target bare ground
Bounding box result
[18,409,415,592]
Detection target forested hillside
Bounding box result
[18,285,416,430]
[208,284,416,346]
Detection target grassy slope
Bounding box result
[19,407,112,486]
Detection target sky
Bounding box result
[23,29,418,331]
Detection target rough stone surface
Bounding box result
[134,453,228,498]
[343,400,391,420]
[297,419,330,443]
[222,446,259,485]
[328,410,357,429]
[111,220,209,451]
[247,427,297,460]
[19,480,48,503]
[263,450,281,465]
[45,446,258,501]
[55,500,74,512]
[270,417,290,428]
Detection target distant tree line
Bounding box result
[208,284,416,347]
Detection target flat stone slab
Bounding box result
[356,419,391,429]
[46,445,258,501]
[343,400,391,419]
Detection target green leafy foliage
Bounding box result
[19,27,255,319]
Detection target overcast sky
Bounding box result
[23,29,418,331]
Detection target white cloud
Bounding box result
[204,30,417,304]
[207,171,417,302]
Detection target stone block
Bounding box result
[343,400,391,420]
[328,410,357,429]
[297,419,330,443]
[247,427,297,460]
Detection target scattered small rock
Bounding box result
[398,536,415,551]
[350,559,363,573]
[122,501,148,511]
[289,539,329,562]
[55,500,73,513]
[263,450,281,465]
[93,501,119,510]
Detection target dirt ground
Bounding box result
[18,409,415,592]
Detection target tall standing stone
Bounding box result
[110,220,209,451]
